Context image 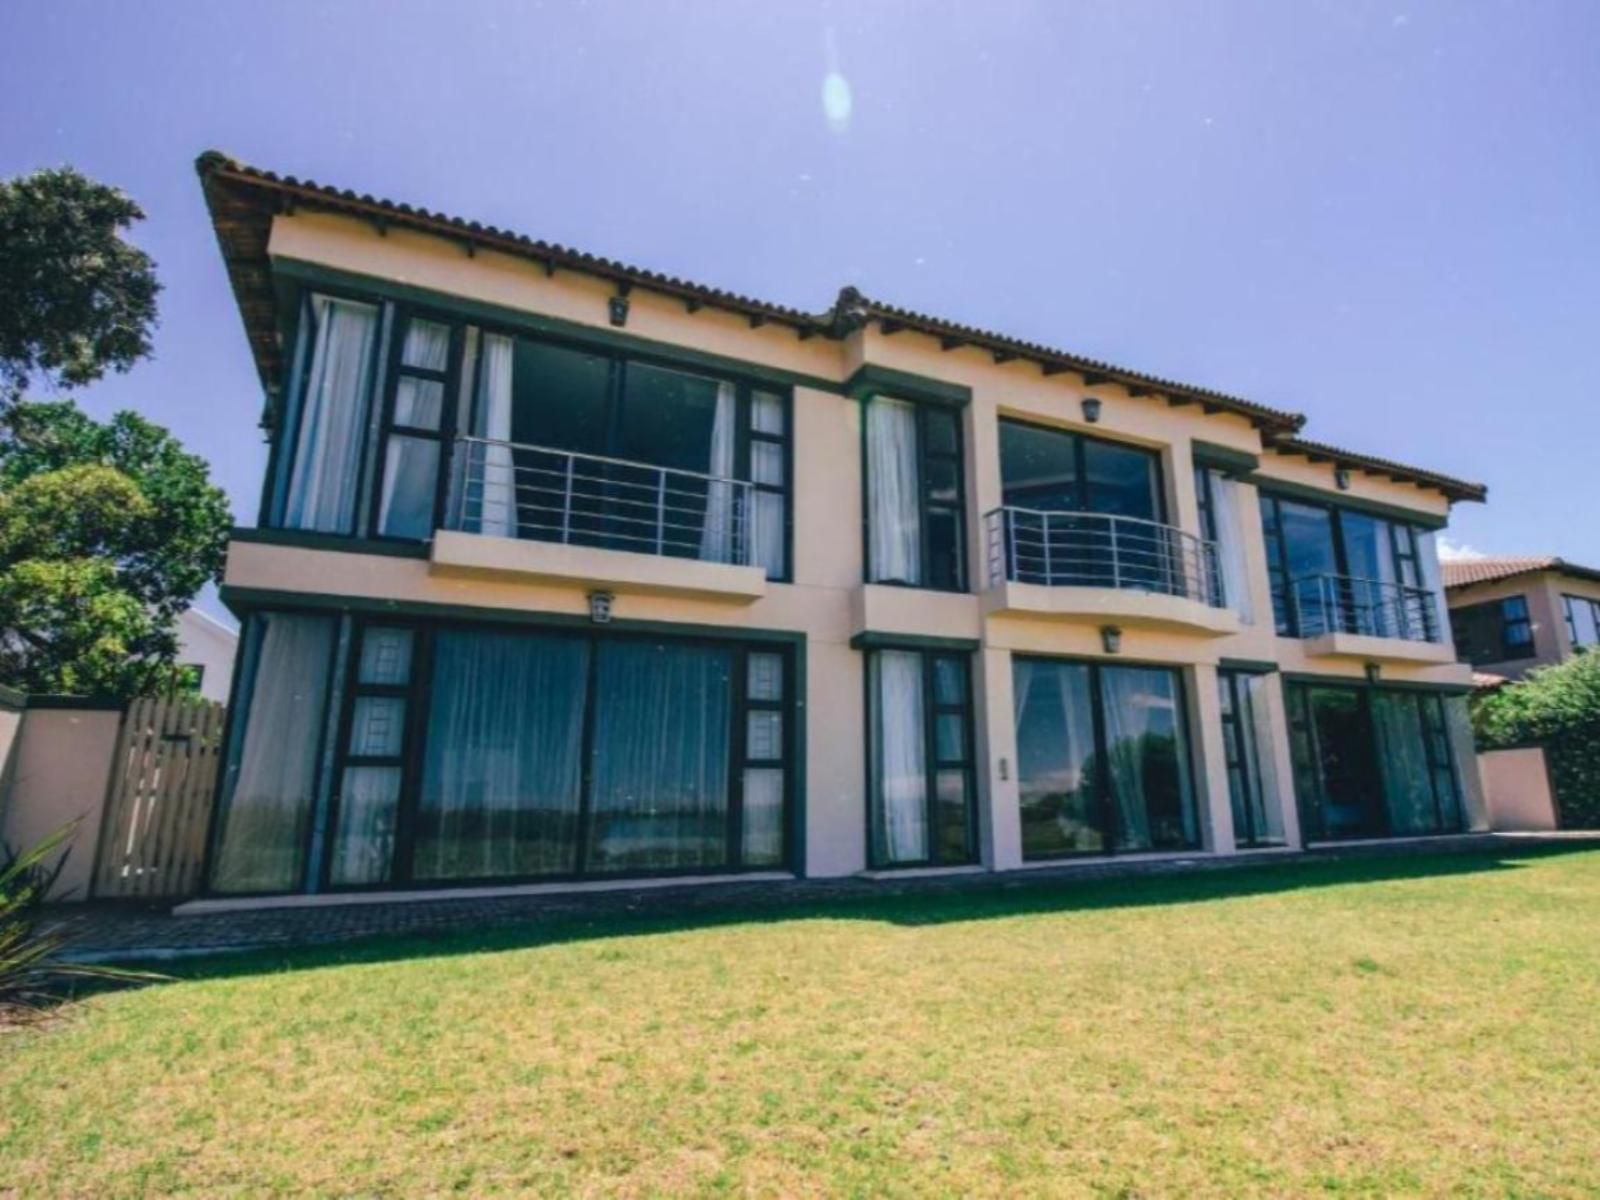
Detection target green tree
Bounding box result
[0,401,231,697]
[1473,650,1600,828]
[0,167,161,407]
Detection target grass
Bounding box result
[3,849,1599,1198]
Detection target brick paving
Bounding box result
[41,832,1600,962]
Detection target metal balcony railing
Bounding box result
[984,506,1223,607]
[1289,574,1440,642]
[444,436,755,565]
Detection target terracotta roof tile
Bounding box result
[1443,556,1600,589]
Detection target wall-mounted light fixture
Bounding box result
[607,293,630,328]
[1101,624,1122,654]
[998,757,1010,782]
[588,590,615,624]
[1363,661,1381,684]
[1081,396,1103,424]
[1335,467,1352,491]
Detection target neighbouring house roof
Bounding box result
[1443,555,1600,591]
[193,150,1484,501]
[1472,671,1511,692]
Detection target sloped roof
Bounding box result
[193,151,1485,499]
[1443,556,1600,590]
[1271,438,1487,504]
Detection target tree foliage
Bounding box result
[0,167,161,407]
[0,401,231,697]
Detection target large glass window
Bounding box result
[1286,683,1462,841]
[1258,493,1436,639]
[1195,467,1253,618]
[208,620,793,894]
[1562,594,1600,649]
[464,333,789,578]
[1013,657,1199,859]
[997,420,1169,591]
[1450,595,1535,665]
[209,613,338,894]
[867,649,976,867]
[1217,670,1284,847]
[865,397,965,591]
[281,295,381,534]
[376,316,456,540]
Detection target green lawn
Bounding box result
[4,849,1599,1198]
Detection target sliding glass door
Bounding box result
[1013,657,1199,858]
[1287,683,1462,841]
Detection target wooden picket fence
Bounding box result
[91,696,227,900]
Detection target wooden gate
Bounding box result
[91,696,227,900]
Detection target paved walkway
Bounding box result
[42,832,1600,962]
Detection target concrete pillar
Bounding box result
[1187,663,1236,855]
[803,638,866,877]
[976,646,1022,870]
[1259,674,1305,848]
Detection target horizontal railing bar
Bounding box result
[458,435,747,487]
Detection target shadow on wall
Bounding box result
[73,843,1597,994]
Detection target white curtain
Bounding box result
[588,642,733,871]
[867,397,922,585]
[874,650,928,863]
[473,332,517,538]
[328,765,402,886]
[1233,672,1284,843]
[1099,666,1196,852]
[1210,472,1254,623]
[741,768,785,865]
[699,381,738,562]
[1371,692,1438,834]
[415,629,590,880]
[1416,530,1449,642]
[285,295,379,532]
[210,613,336,893]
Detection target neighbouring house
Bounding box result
[176,608,238,703]
[1444,556,1600,685]
[189,150,1491,908]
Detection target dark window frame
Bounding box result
[998,416,1168,523]
[1257,490,1434,639]
[1449,594,1535,664]
[1216,669,1282,848]
[1284,681,1463,843]
[267,286,391,535]
[367,307,467,542]
[267,283,795,581]
[460,317,796,582]
[863,646,979,869]
[861,396,969,594]
[1012,654,1202,861]
[1562,593,1600,650]
[314,616,796,894]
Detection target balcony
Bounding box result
[429,437,769,602]
[980,507,1239,636]
[1288,573,1453,663]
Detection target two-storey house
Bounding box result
[193,152,1489,905]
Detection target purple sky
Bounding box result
[4,0,1598,615]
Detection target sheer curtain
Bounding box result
[1100,667,1196,851]
[1371,692,1437,834]
[1210,473,1253,623]
[1416,531,1449,642]
[1235,673,1284,843]
[474,332,517,538]
[285,295,379,533]
[873,650,928,863]
[414,629,590,879]
[589,641,733,871]
[867,397,922,585]
[210,613,336,893]
[698,382,738,562]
